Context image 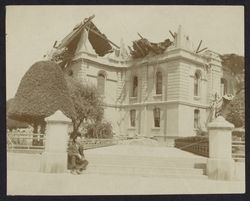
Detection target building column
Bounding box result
[144,105,148,137]
[207,116,235,180]
[40,110,72,173]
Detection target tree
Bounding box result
[8,61,76,144]
[220,54,244,74]
[7,99,29,131]
[86,121,113,139]
[65,76,104,135]
[220,54,245,128]
[224,89,245,128]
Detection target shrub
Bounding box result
[85,121,113,139]
[8,61,76,124]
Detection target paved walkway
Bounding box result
[7,144,245,195]
[7,170,245,195]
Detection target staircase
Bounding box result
[84,145,208,179]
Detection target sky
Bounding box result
[6,5,244,100]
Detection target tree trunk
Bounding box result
[39,120,46,146]
[72,119,83,136]
[32,122,39,146]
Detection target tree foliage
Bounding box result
[220,53,245,128]
[85,121,113,139]
[225,89,245,128]
[220,54,244,74]
[7,99,29,131]
[8,61,76,125]
[65,76,104,134]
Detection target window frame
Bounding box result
[155,71,163,95]
[97,73,106,96]
[132,76,138,97]
[194,109,200,129]
[221,78,227,96]
[130,109,136,127]
[153,107,161,128]
[194,71,201,97]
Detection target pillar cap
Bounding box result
[45,110,72,123]
[208,116,234,130]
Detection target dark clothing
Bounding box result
[68,142,84,157]
[68,141,88,170]
[70,155,89,170]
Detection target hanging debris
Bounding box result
[129,33,173,58]
[86,21,115,56]
[48,15,116,68]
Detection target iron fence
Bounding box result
[7,131,117,154]
[175,136,245,161]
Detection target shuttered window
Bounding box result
[156,71,162,94]
[97,73,105,95]
[132,76,138,97]
[130,109,136,127]
[194,109,200,129]
[153,108,161,127]
[194,72,201,96]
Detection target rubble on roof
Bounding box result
[48,15,114,68]
[128,33,173,59]
[104,38,129,60]
[47,16,176,66]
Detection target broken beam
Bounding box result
[196,40,203,53]
[137,32,144,39]
[197,47,208,54]
[169,30,175,39]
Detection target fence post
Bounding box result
[207,116,235,180]
[40,110,71,173]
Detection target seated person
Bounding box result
[68,134,88,175]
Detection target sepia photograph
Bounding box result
[6,5,245,195]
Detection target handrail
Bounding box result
[176,139,208,150]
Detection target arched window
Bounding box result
[132,76,138,97]
[194,109,200,129]
[194,71,201,96]
[130,109,136,127]
[221,78,227,96]
[97,73,105,95]
[153,107,161,127]
[156,71,162,94]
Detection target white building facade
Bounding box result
[63,25,233,142]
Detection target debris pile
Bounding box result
[48,15,115,68]
[128,33,173,58]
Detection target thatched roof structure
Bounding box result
[7,99,29,130]
[8,61,76,123]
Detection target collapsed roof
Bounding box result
[50,15,114,67]
[57,15,113,56]
[48,15,174,66]
[128,33,173,59]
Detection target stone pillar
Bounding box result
[207,116,235,180]
[40,110,71,173]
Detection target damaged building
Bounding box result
[47,16,238,144]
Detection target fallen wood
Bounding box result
[196,40,203,53]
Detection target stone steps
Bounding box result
[86,154,207,168]
[85,168,207,179]
[84,153,207,179]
